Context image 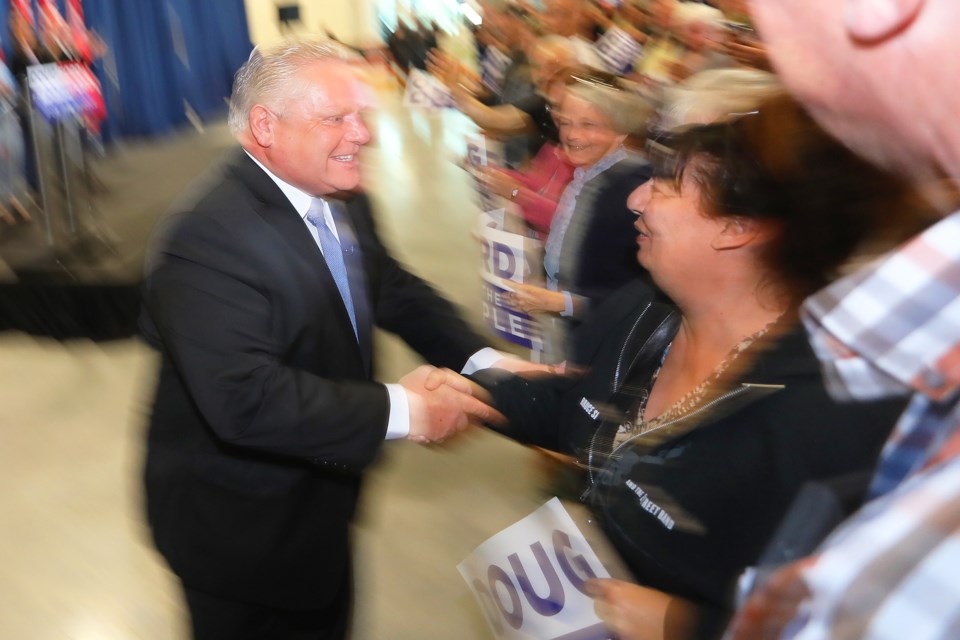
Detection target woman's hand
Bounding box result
[726,559,813,640]
[427,50,482,95]
[426,50,460,88]
[477,166,522,200]
[587,579,697,640]
[506,283,567,315]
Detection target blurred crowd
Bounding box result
[370,1,958,639]
[7,1,958,639]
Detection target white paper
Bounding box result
[593,26,643,75]
[477,219,543,351]
[403,69,456,109]
[458,498,615,640]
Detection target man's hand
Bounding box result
[726,559,814,640]
[400,366,506,444]
[587,578,697,640]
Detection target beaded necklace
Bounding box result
[614,318,780,447]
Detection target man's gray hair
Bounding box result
[672,2,726,31]
[227,39,359,135]
[660,68,782,131]
[533,35,579,66]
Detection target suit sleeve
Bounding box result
[142,212,389,471]
[353,197,491,370]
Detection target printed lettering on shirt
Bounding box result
[579,397,600,420]
[625,479,676,530]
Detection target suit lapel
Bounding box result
[228,151,367,367]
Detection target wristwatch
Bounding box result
[510,187,520,200]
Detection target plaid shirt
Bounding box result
[790,453,960,639]
[802,211,960,495]
[783,211,960,638]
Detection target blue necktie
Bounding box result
[306,198,358,338]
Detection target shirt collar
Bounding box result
[574,145,628,183]
[244,149,315,220]
[801,210,960,402]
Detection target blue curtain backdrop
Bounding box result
[2,0,252,140]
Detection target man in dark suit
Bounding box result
[140,39,510,639]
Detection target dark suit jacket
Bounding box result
[140,149,487,609]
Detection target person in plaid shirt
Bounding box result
[723,0,960,638]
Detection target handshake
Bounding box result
[399,365,505,444]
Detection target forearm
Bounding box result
[453,84,532,133]
[468,368,575,451]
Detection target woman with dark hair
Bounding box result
[468,95,912,639]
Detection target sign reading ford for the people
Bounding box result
[468,134,542,351]
[478,213,543,351]
[458,498,615,640]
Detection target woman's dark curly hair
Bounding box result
[650,94,926,300]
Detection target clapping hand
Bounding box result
[426,50,458,87]
[400,365,506,444]
[475,165,522,200]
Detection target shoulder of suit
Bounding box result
[150,157,265,246]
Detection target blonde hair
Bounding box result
[672,2,726,30]
[565,75,655,136]
[660,68,782,131]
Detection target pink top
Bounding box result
[501,143,575,240]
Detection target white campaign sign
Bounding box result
[593,26,643,74]
[458,498,614,640]
[477,214,542,351]
[403,69,456,109]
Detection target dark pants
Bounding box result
[183,576,352,640]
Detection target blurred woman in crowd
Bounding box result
[667,3,731,83]
[505,69,653,362]
[473,67,577,239]
[430,35,579,169]
[470,95,912,638]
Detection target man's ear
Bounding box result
[844,0,925,43]
[248,105,276,147]
[710,216,761,251]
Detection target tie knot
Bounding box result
[305,198,327,229]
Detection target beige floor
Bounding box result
[0,98,555,638]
